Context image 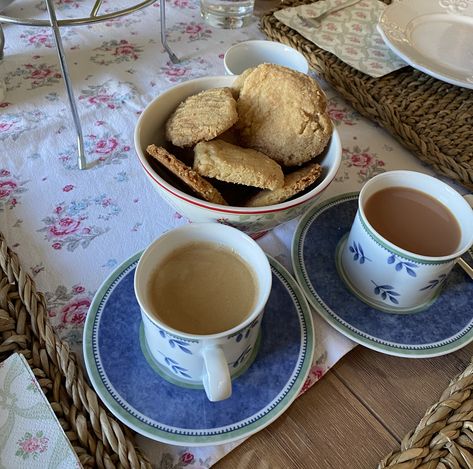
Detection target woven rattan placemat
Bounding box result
[0,231,151,469]
[378,358,473,468]
[260,0,473,191]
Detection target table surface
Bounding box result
[215,343,473,468]
[1,0,472,467]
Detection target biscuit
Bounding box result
[245,162,322,207]
[231,67,256,98]
[193,139,284,190]
[236,64,333,167]
[146,144,228,205]
[165,88,238,148]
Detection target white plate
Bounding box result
[377,0,473,89]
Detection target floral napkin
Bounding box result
[0,353,81,469]
[274,0,407,77]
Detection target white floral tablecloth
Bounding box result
[0,0,466,467]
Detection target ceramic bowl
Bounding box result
[223,40,309,75]
[134,75,341,237]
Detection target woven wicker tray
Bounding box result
[260,0,473,191]
[0,232,151,469]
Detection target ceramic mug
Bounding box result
[134,223,272,402]
[339,170,473,313]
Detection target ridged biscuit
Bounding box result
[193,139,284,190]
[245,162,322,207]
[165,88,238,148]
[236,64,333,166]
[146,144,228,205]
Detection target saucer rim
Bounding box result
[292,192,473,359]
[83,251,315,447]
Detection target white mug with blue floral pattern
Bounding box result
[339,170,473,313]
[134,223,272,402]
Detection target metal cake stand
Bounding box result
[0,0,178,169]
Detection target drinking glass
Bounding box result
[200,0,255,28]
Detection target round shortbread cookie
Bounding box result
[236,64,333,167]
[165,88,238,148]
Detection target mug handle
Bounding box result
[202,345,231,402]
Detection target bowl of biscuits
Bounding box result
[134,64,341,237]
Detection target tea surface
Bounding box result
[146,242,257,335]
[364,187,461,257]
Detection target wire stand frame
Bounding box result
[0,0,177,169]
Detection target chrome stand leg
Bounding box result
[90,0,104,16]
[160,0,179,64]
[44,0,87,170]
[0,24,4,60]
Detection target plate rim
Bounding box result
[291,192,473,359]
[377,0,473,89]
[83,251,315,446]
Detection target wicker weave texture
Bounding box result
[378,358,473,468]
[260,0,473,191]
[0,232,151,469]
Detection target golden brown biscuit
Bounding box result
[193,139,284,190]
[165,88,238,148]
[231,67,256,98]
[236,64,333,166]
[146,144,228,205]
[245,162,322,207]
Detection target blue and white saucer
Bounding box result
[83,253,314,447]
[292,193,473,358]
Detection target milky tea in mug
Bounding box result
[145,241,258,335]
[134,223,272,401]
[339,171,473,313]
[364,187,461,257]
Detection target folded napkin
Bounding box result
[0,353,81,469]
[274,0,407,78]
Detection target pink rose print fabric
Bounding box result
[335,145,386,183]
[37,195,120,251]
[45,284,93,344]
[16,432,49,460]
[0,170,29,211]
[91,39,144,65]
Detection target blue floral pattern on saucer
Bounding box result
[83,253,314,446]
[292,193,473,358]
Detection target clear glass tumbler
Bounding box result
[200,0,255,28]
